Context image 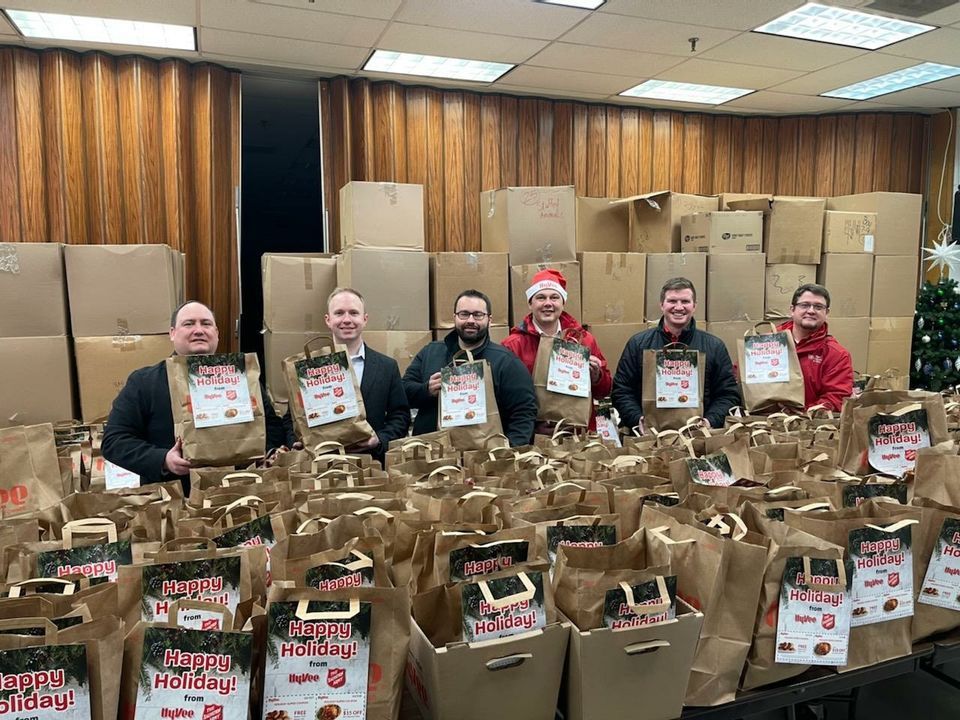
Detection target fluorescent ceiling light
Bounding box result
[364,50,513,83]
[4,9,196,51]
[822,62,960,100]
[536,0,606,9]
[620,80,752,105]
[753,3,934,50]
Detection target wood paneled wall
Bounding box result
[321,77,930,253]
[0,47,240,349]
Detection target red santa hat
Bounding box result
[525,268,568,302]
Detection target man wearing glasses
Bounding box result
[778,283,853,412]
[403,289,537,446]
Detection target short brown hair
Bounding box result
[171,301,215,328]
[660,277,697,303]
[327,287,365,310]
[791,283,830,308]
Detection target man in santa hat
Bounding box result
[501,268,612,431]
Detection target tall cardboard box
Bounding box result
[706,253,765,322]
[615,191,718,254]
[871,254,919,317]
[765,264,817,317]
[73,335,172,422]
[826,192,922,255]
[719,192,772,210]
[364,330,433,376]
[867,317,913,375]
[430,253,509,328]
[579,252,646,325]
[64,245,179,336]
[644,253,707,321]
[480,186,576,266]
[817,254,874,317]
[680,211,763,253]
[587,323,647,374]
[0,243,69,337]
[339,181,425,251]
[262,330,334,404]
[822,211,877,253]
[261,253,338,332]
[729,196,825,264]
[827,317,869,374]
[510,261,581,327]
[705,321,754,372]
[0,336,75,427]
[337,249,430,331]
[576,197,629,253]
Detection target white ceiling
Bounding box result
[2,0,960,114]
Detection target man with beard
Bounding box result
[777,283,853,412]
[403,289,537,446]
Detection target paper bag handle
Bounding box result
[428,465,464,481]
[606,455,649,471]
[220,472,262,486]
[169,599,234,630]
[624,640,671,655]
[801,557,847,591]
[477,572,536,610]
[618,576,670,615]
[62,518,118,548]
[7,578,76,597]
[488,446,517,461]
[806,404,835,420]
[864,519,919,533]
[794,502,832,512]
[647,525,696,546]
[295,517,332,534]
[535,464,563,484]
[457,491,497,506]
[303,335,335,359]
[706,513,748,541]
[764,485,802,497]
[295,597,360,619]
[313,441,346,456]
[354,506,394,518]
[745,321,779,336]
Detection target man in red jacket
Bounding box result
[502,268,612,430]
[777,283,854,412]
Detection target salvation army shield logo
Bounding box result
[226,390,238,401]
[202,705,224,720]
[888,572,901,588]
[905,449,917,462]
[327,668,346,689]
[468,394,477,403]
[681,380,690,389]
[822,613,836,630]
[334,386,345,398]
[201,618,221,631]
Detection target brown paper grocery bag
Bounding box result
[533,333,592,427]
[642,344,705,431]
[737,323,805,413]
[438,350,504,450]
[910,496,960,641]
[167,352,267,466]
[0,423,63,517]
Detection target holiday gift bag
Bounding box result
[533,332,592,427]
[642,344,706,431]
[0,423,63,518]
[910,496,960,641]
[283,336,375,448]
[167,352,268,466]
[438,349,504,451]
[737,323,805,413]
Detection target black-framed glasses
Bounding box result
[455,311,488,320]
[794,302,828,312]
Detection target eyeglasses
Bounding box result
[794,302,828,312]
[455,311,489,320]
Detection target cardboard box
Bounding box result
[706,253,765,322]
[363,330,433,377]
[480,186,576,266]
[826,192,922,256]
[563,602,704,720]
[765,264,817,317]
[615,191,718,254]
[827,317,869,374]
[435,326,510,344]
[719,192,772,210]
[585,323,647,374]
[729,196,825,264]
[822,211,877,253]
[871,254,919,317]
[337,249,430,331]
[0,243,69,337]
[262,330,334,404]
[405,617,569,720]
[867,317,913,376]
[65,245,179,336]
[172,251,186,306]
[339,181,425,251]
[73,335,172,422]
[430,253,509,328]
[705,321,754,372]
[510,261,581,327]
[0,336,74,427]
[576,197,629,253]
[644,253,707,321]
[579,252,646,325]
[261,253,338,332]
[680,211,763,253]
[817,254,874,317]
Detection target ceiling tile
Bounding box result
[560,13,740,55]
[599,0,804,31]
[766,53,917,95]
[204,54,345,78]
[498,65,637,95]
[2,0,197,24]
[525,43,682,78]
[861,85,960,107]
[926,74,960,92]
[249,0,402,20]
[496,84,609,102]
[723,91,854,113]
[837,100,939,114]
[201,0,385,46]
[612,95,722,113]
[877,27,960,64]
[699,32,865,71]
[395,0,587,40]
[656,58,804,89]
[201,28,367,69]
[377,22,548,63]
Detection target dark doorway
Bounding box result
[239,74,324,358]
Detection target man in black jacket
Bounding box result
[612,277,740,430]
[403,289,536,447]
[101,301,287,493]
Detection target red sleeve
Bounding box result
[586,332,613,400]
[813,342,854,412]
[500,333,535,374]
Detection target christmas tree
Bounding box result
[912,238,960,391]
